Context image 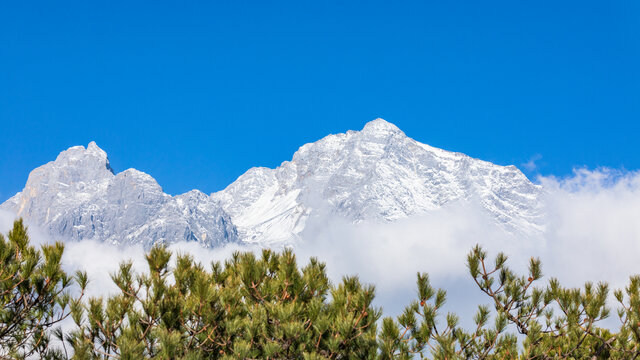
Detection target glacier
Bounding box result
[1,119,545,247]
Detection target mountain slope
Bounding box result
[1,142,238,247]
[213,119,545,244]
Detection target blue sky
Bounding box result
[1,1,638,200]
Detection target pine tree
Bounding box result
[0,219,86,359]
[5,217,640,358]
[378,245,640,359]
[66,247,380,359]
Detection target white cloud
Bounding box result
[61,239,263,299]
[539,168,640,288]
[0,209,52,247]
[292,201,517,322]
[522,154,543,172]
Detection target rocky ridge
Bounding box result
[1,142,238,247]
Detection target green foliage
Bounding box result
[65,247,380,359]
[0,219,86,359]
[379,245,640,359]
[5,218,640,359]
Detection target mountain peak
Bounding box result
[35,142,113,185]
[214,118,544,244]
[361,118,403,135]
[1,141,238,248]
[87,140,103,154]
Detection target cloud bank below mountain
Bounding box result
[1,168,639,325]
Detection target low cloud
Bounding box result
[293,202,517,322]
[539,168,640,288]
[522,154,543,172]
[61,239,263,299]
[1,167,640,330]
[293,168,640,324]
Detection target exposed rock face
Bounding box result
[2,119,544,247]
[213,119,544,244]
[1,142,238,247]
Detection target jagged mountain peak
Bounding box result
[87,140,101,151]
[59,141,106,157]
[50,141,114,180]
[1,142,238,247]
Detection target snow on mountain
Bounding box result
[1,142,238,247]
[1,119,545,247]
[213,118,545,244]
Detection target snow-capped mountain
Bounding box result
[1,119,544,247]
[0,142,238,247]
[213,119,545,244]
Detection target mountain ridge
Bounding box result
[213,118,544,244]
[1,119,545,247]
[1,142,238,247]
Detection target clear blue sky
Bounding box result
[1,1,639,200]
